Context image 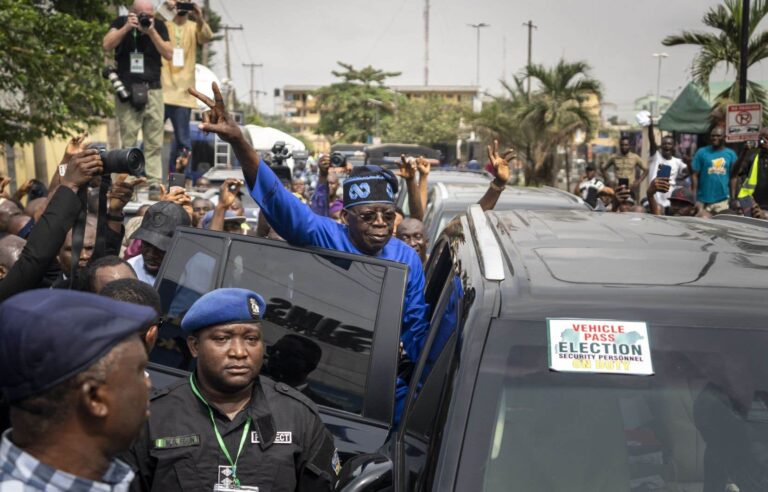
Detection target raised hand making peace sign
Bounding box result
[487,139,515,184]
[188,83,243,144]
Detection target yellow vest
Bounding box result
[738,153,760,198]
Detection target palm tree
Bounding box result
[663,0,768,107]
[518,59,602,186]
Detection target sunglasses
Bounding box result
[347,209,397,224]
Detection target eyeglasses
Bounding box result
[347,209,398,224]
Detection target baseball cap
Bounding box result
[670,187,695,205]
[131,201,191,251]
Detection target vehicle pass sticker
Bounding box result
[547,318,654,376]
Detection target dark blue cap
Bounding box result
[0,289,157,403]
[181,288,265,333]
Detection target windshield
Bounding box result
[472,320,768,492]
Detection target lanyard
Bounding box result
[173,23,183,47]
[189,374,251,487]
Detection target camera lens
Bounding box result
[100,148,145,176]
[330,152,346,167]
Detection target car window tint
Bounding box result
[471,322,768,492]
[154,234,224,370]
[222,241,385,414]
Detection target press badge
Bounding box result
[215,466,258,491]
[172,47,184,67]
[130,52,145,74]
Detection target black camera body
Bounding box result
[102,66,130,102]
[271,141,292,165]
[90,144,145,176]
[138,12,152,28]
[330,151,347,167]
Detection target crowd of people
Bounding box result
[1,1,767,489]
[575,120,768,219]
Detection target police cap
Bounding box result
[181,288,265,333]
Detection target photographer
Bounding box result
[102,0,172,182]
[161,0,212,172]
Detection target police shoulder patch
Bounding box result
[272,380,319,415]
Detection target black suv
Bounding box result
[151,209,768,492]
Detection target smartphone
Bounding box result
[585,187,599,208]
[739,196,754,216]
[657,164,672,179]
[169,173,186,189]
[176,2,194,12]
[618,177,630,188]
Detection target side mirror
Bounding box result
[336,453,393,492]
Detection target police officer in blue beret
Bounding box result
[0,289,155,491]
[124,288,339,491]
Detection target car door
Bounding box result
[149,228,408,459]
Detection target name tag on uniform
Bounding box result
[251,431,292,444]
[173,47,184,67]
[130,52,145,74]
[153,434,200,449]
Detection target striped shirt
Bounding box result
[0,430,134,491]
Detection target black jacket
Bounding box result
[124,375,338,492]
[0,186,82,301]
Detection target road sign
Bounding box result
[726,103,762,142]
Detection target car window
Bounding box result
[154,233,225,370]
[465,321,768,492]
[222,240,387,414]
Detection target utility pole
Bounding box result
[502,36,507,84]
[424,0,429,86]
[522,20,537,98]
[652,53,669,117]
[242,62,263,113]
[467,23,490,87]
[201,0,210,66]
[222,24,243,109]
[739,0,750,103]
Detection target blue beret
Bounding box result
[0,289,157,403]
[181,288,265,333]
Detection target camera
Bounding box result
[102,66,130,102]
[271,141,292,165]
[176,2,194,14]
[138,12,152,28]
[90,144,145,176]
[330,151,347,167]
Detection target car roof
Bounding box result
[428,170,490,185]
[202,167,243,183]
[434,183,587,210]
[481,209,768,324]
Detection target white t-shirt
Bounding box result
[578,177,605,200]
[647,152,687,208]
[128,254,157,286]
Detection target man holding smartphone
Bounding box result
[161,0,213,174]
[691,126,738,213]
[601,136,647,195]
[647,121,687,212]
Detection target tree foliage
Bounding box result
[315,62,401,143]
[381,96,465,146]
[474,59,601,185]
[663,0,768,111]
[0,0,117,145]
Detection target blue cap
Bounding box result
[181,288,265,333]
[0,289,157,403]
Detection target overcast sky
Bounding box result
[208,0,767,119]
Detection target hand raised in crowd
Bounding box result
[487,139,514,184]
[397,154,418,181]
[415,156,431,177]
[108,174,147,215]
[752,202,767,220]
[62,132,91,164]
[125,12,140,30]
[648,177,670,195]
[160,184,194,221]
[615,184,632,203]
[318,154,331,177]
[190,2,204,21]
[218,178,242,209]
[0,177,12,198]
[16,179,34,197]
[60,149,103,192]
[189,83,243,144]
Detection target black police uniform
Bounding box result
[124,374,338,491]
